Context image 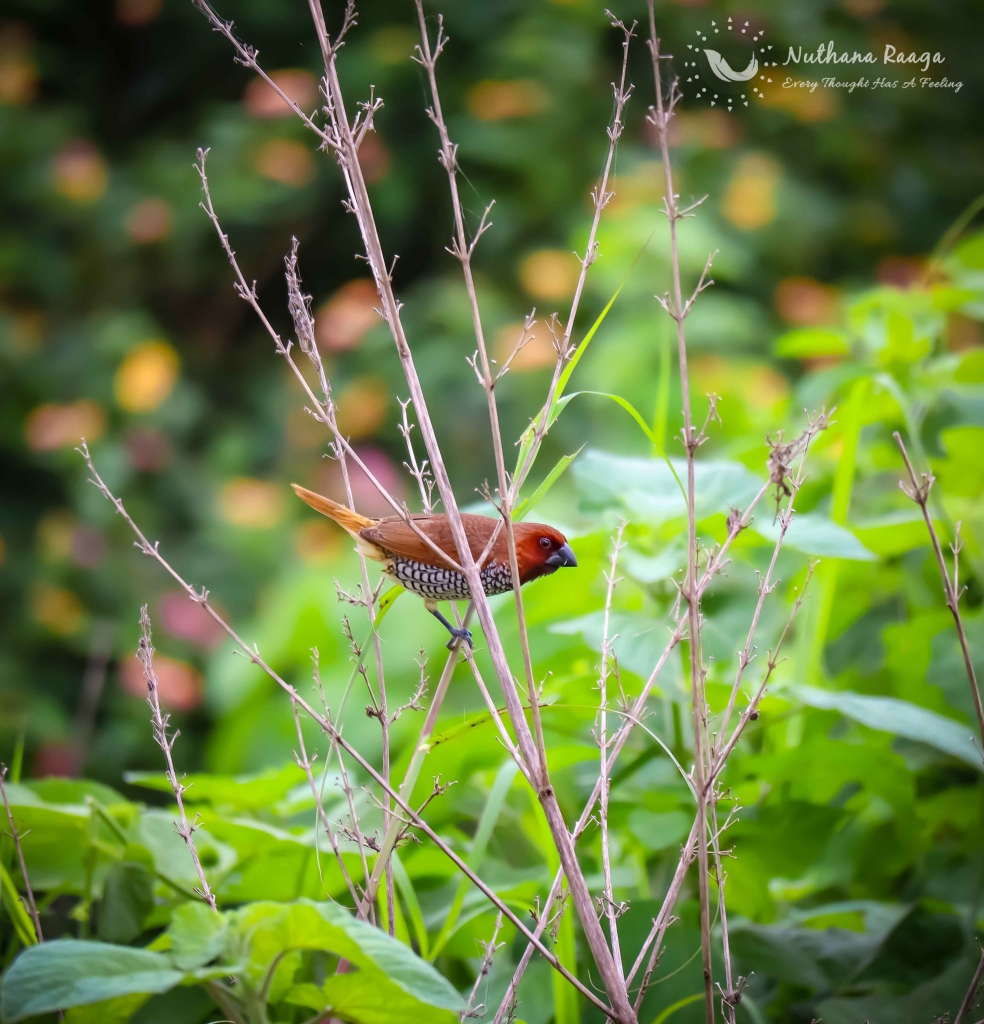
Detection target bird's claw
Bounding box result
[446,627,473,650]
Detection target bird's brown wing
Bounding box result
[360,513,502,570]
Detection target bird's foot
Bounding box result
[446,626,473,650]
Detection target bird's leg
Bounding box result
[426,599,473,650]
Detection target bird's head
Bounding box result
[514,522,577,583]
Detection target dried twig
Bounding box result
[137,606,217,911]
[894,431,984,1024]
[80,451,611,1018]
[0,763,44,942]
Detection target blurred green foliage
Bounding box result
[2,0,984,1020]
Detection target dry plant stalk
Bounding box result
[72,2,831,1021]
[0,763,44,942]
[137,606,218,911]
[894,432,984,1024]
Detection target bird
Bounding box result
[292,483,577,648]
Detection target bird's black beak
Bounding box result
[545,542,577,568]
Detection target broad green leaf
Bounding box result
[124,763,306,809]
[391,851,429,959]
[852,510,942,557]
[774,328,850,359]
[627,809,691,853]
[574,449,766,527]
[97,861,155,944]
[168,901,228,970]
[754,512,875,561]
[63,994,151,1024]
[794,687,983,770]
[233,900,462,1020]
[0,941,183,1022]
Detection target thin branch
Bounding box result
[598,524,628,981]
[290,690,361,908]
[137,607,217,911]
[0,763,43,942]
[462,912,505,1021]
[894,432,984,748]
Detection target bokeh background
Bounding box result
[2,0,984,1019]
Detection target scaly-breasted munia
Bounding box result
[292,484,577,647]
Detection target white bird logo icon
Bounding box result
[704,49,759,82]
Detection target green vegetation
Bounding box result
[2,0,984,1022]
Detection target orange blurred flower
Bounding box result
[315,280,380,351]
[52,140,109,203]
[358,133,390,184]
[721,153,782,231]
[774,277,840,326]
[219,478,285,529]
[116,0,162,25]
[126,197,173,243]
[294,519,342,565]
[114,341,179,412]
[119,652,204,712]
[877,256,925,289]
[667,110,740,149]
[467,79,547,121]
[494,320,558,373]
[124,427,172,471]
[519,249,580,301]
[25,400,106,452]
[37,510,105,569]
[244,69,318,118]
[336,376,389,439]
[255,138,316,187]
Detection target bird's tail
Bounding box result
[291,484,375,535]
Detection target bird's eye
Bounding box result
[539,537,551,549]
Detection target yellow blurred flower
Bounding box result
[37,510,105,568]
[692,355,789,412]
[126,197,173,243]
[721,153,782,231]
[114,341,179,413]
[294,519,342,565]
[31,584,84,636]
[774,277,840,326]
[467,79,547,121]
[336,376,389,439]
[494,320,558,373]
[519,249,580,301]
[244,69,318,118]
[255,138,316,187]
[52,139,109,203]
[315,280,380,351]
[219,478,285,529]
[25,400,106,451]
[370,26,416,65]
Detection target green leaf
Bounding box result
[124,763,306,809]
[574,449,763,527]
[0,941,183,1022]
[168,902,228,970]
[774,328,851,359]
[852,510,943,557]
[754,512,876,561]
[391,851,429,960]
[627,810,691,853]
[234,900,463,1022]
[793,687,983,770]
[63,994,151,1024]
[98,861,155,944]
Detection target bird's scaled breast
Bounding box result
[385,556,515,600]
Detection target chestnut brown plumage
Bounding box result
[292,484,577,647]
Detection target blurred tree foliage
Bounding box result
[2,0,984,1020]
